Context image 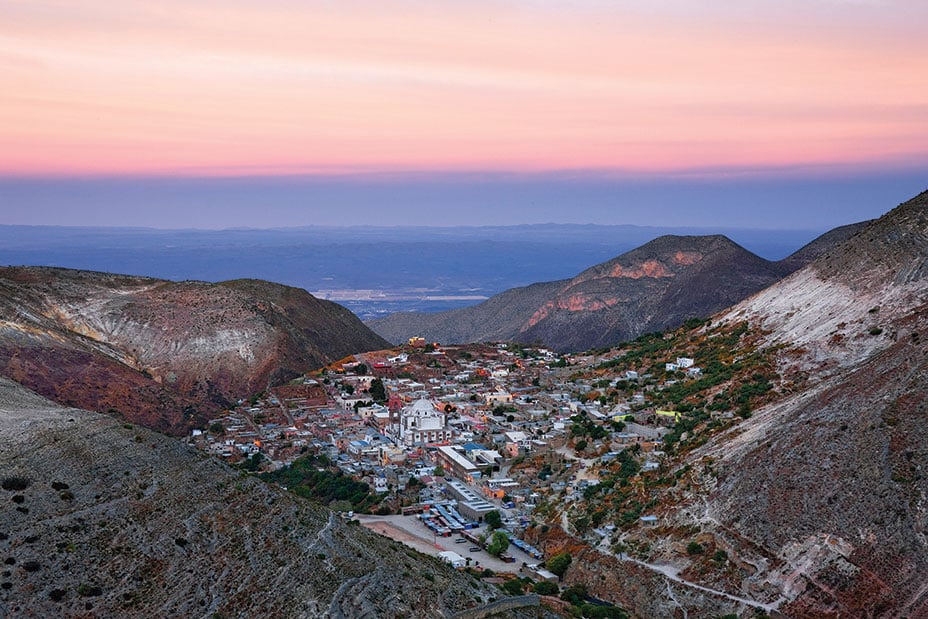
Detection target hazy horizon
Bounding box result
[2,171,923,231]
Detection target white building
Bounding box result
[399,398,451,446]
[438,551,467,568]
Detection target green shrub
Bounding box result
[502,578,523,595]
[77,583,102,597]
[686,541,704,555]
[560,583,588,605]
[547,552,573,578]
[533,581,559,595]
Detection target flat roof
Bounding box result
[437,445,479,471]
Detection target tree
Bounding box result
[560,583,588,605]
[533,581,559,595]
[502,578,523,595]
[575,439,588,453]
[546,552,572,579]
[433,465,446,477]
[369,378,386,403]
[484,510,503,530]
[239,451,264,472]
[356,363,368,375]
[486,531,510,556]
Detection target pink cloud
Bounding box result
[1,1,926,176]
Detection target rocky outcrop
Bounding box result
[0,378,549,618]
[0,267,389,434]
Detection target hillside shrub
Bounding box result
[533,581,559,595]
[546,552,572,578]
[686,541,704,555]
[1,477,29,491]
[502,578,523,595]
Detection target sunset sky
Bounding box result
[1,0,926,227]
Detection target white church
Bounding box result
[396,398,452,446]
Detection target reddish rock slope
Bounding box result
[0,267,389,434]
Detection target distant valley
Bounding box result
[0,223,824,319]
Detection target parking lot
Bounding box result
[356,513,536,573]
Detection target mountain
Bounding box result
[533,191,928,617]
[0,223,820,319]
[774,219,870,272]
[0,267,389,434]
[369,229,860,352]
[692,190,928,616]
[516,235,789,351]
[0,377,547,618]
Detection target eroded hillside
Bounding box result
[0,267,389,434]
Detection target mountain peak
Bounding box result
[370,232,805,352]
[575,234,756,281]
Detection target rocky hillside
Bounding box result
[692,190,928,616]
[534,191,928,617]
[369,231,853,351]
[0,267,389,434]
[517,235,789,351]
[774,220,870,272]
[371,279,567,349]
[0,377,553,618]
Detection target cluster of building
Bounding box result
[189,339,716,542]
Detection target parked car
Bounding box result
[469,547,481,552]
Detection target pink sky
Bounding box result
[2,0,927,177]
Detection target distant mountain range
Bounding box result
[368,222,869,351]
[0,267,388,434]
[0,223,826,319]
